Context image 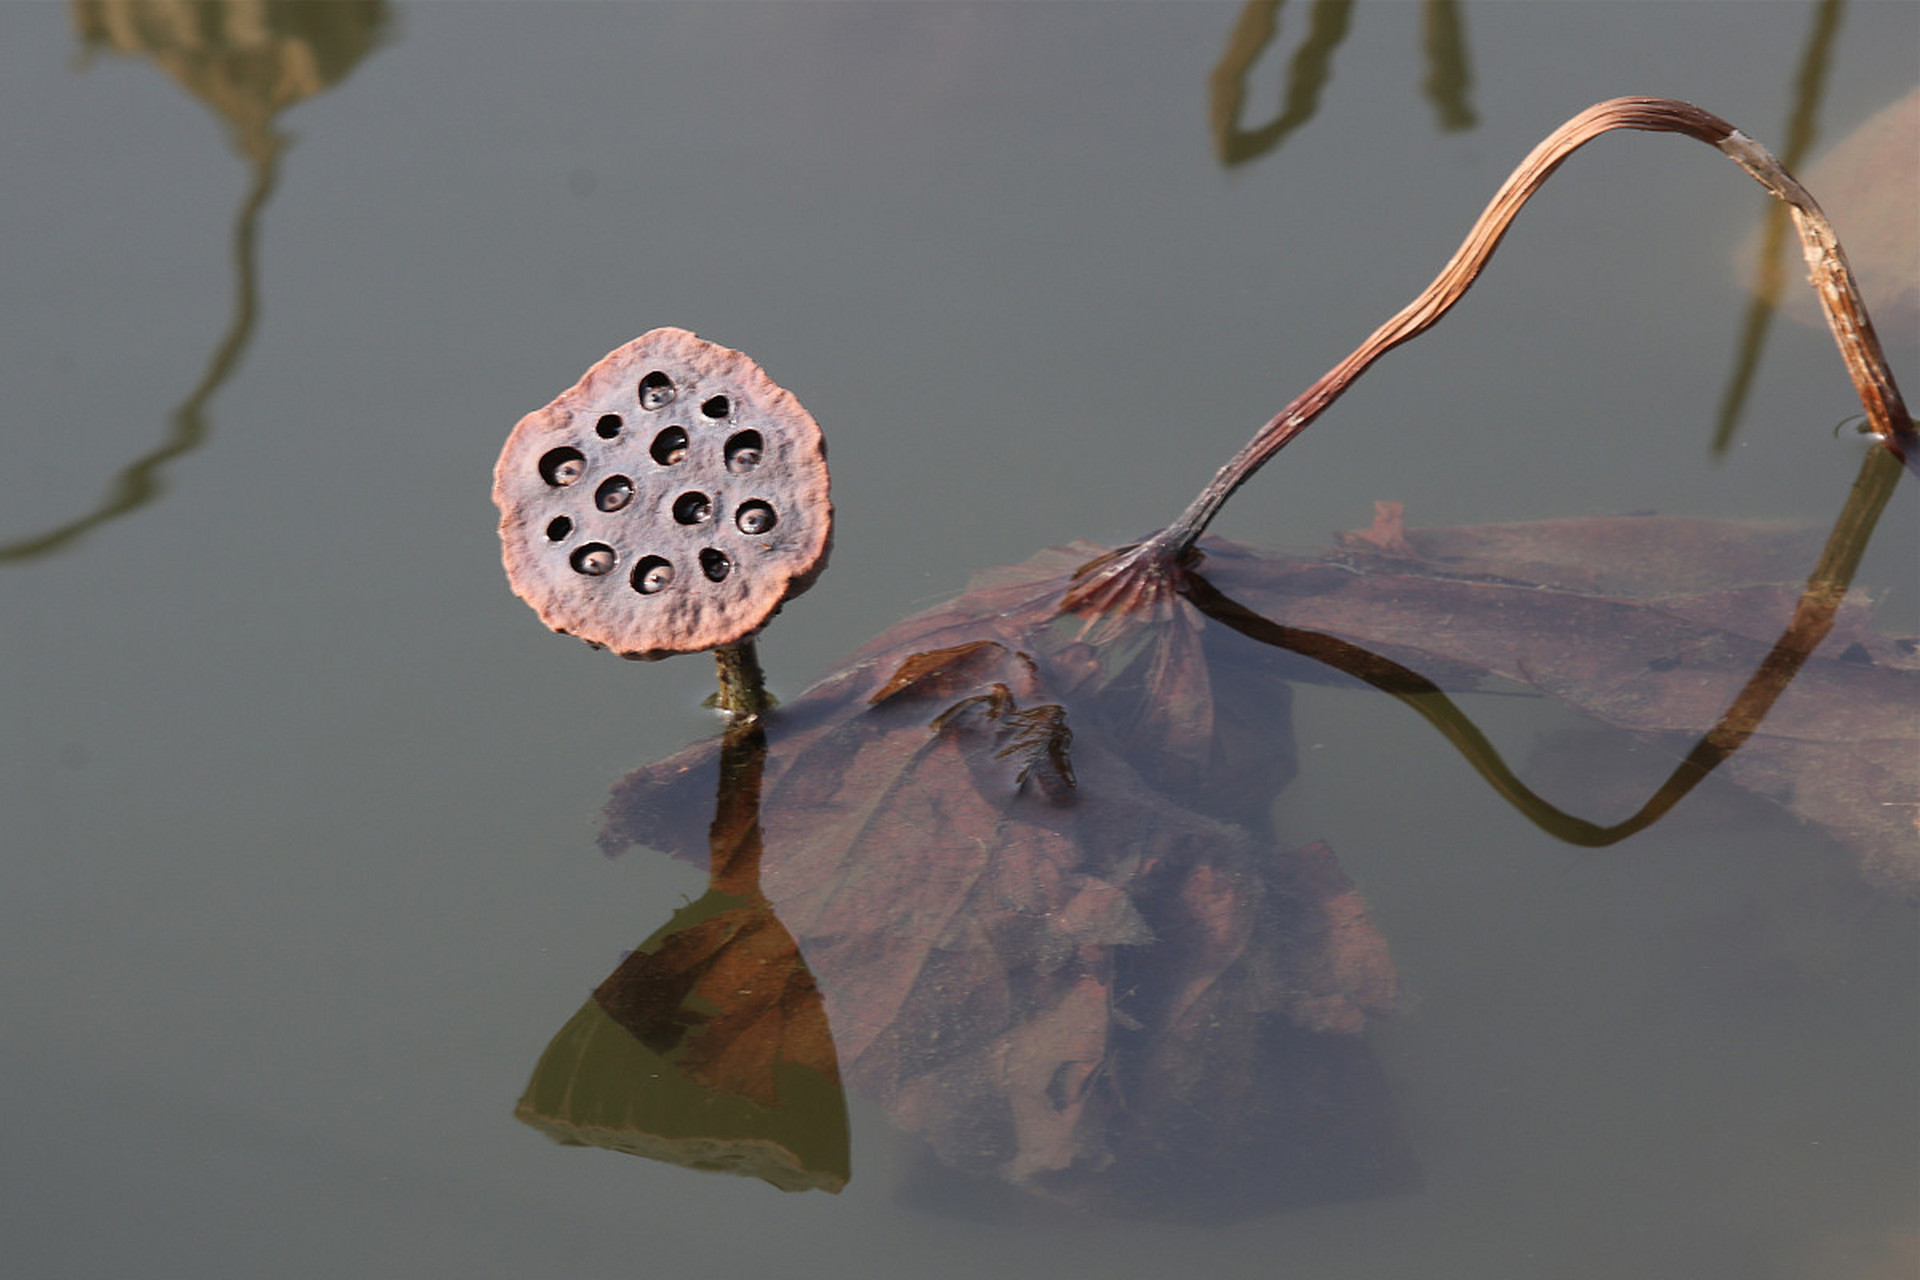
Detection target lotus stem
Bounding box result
[1161,96,1915,559]
[713,638,773,722]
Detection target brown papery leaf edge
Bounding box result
[1069,96,1916,618]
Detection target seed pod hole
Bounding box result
[545,516,573,541]
[701,395,731,419]
[725,430,764,474]
[650,426,689,467]
[539,446,586,487]
[638,371,676,410]
[594,475,635,513]
[570,543,617,576]
[631,556,675,595]
[672,491,713,525]
[595,413,623,439]
[735,500,777,534]
[700,548,732,582]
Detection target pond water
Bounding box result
[2,3,1916,1277]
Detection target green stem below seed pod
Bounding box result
[713,639,774,721]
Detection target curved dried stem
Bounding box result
[1068,96,1914,616]
[1712,130,1914,470]
[1710,0,1842,453]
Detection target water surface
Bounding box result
[2,4,1915,1277]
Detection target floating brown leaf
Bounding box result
[602,562,1409,1214]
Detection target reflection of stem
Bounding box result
[1712,0,1844,454]
[1186,443,1904,846]
[1209,0,1353,168]
[708,718,770,896]
[1420,0,1475,132]
[0,145,279,563]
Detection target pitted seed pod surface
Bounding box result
[494,328,832,659]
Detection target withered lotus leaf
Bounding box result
[602,544,1406,1211]
[597,500,1911,1207]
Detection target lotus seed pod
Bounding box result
[494,328,832,659]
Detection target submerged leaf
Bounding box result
[602,557,1404,1212]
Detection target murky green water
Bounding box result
[3,3,1915,1277]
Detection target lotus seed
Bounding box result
[736,501,777,534]
[572,544,616,576]
[673,491,713,525]
[632,557,674,594]
[725,430,764,474]
[595,476,635,512]
[540,446,588,487]
[650,426,689,467]
[639,371,676,410]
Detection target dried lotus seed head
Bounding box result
[493,328,832,659]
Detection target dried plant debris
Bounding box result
[495,328,831,658]
[523,97,1918,1211]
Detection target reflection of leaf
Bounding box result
[519,725,850,1193]
[591,889,836,1110]
[515,889,851,1194]
[73,0,388,160]
[1206,499,1919,892]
